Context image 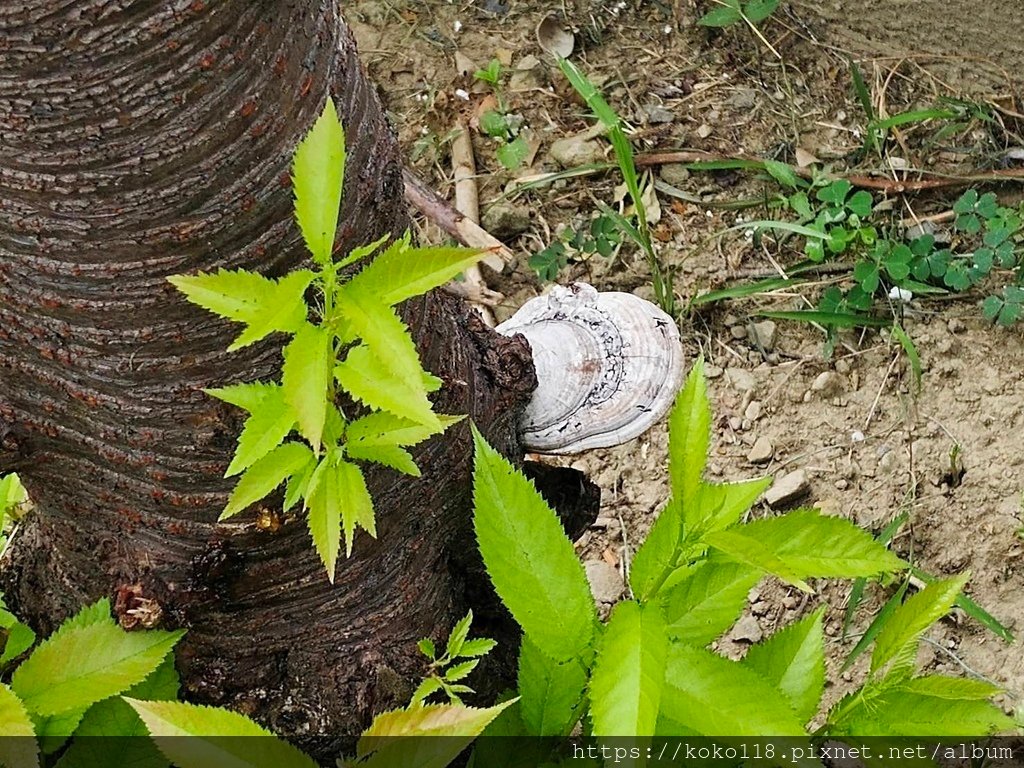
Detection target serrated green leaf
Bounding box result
[356,701,514,768]
[346,443,420,476]
[497,136,529,170]
[293,97,345,266]
[743,0,780,22]
[282,450,317,513]
[669,359,711,509]
[204,382,279,415]
[221,442,314,520]
[33,708,86,755]
[1,620,36,666]
[661,644,807,736]
[125,698,319,768]
[446,612,474,660]
[742,608,825,723]
[471,426,595,661]
[347,413,461,448]
[11,621,183,717]
[871,574,969,675]
[832,687,1012,737]
[344,243,486,307]
[629,501,683,602]
[224,387,296,477]
[589,601,667,737]
[902,675,1001,700]
[691,477,773,537]
[409,677,444,707]
[459,638,497,658]
[704,528,813,593]
[227,270,315,351]
[281,323,332,453]
[660,557,762,645]
[335,346,437,428]
[418,639,436,660]
[167,270,274,324]
[0,684,39,768]
[517,636,588,737]
[709,508,906,586]
[444,660,479,683]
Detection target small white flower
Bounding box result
[851,430,866,443]
[888,286,913,302]
[454,88,470,101]
[453,19,463,33]
[664,24,673,34]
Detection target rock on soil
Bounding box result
[585,560,624,603]
[747,436,774,464]
[765,469,810,508]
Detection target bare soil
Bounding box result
[351,0,1024,718]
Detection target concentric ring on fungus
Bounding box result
[496,282,685,454]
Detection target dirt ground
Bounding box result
[349,0,1024,719]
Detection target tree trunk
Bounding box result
[0,0,538,755]
[793,0,1024,95]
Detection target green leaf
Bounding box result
[660,557,762,645]
[221,442,314,520]
[588,601,668,737]
[446,612,474,660]
[335,345,437,426]
[743,0,780,23]
[698,5,743,26]
[11,619,183,717]
[668,359,711,508]
[224,387,296,477]
[281,322,332,453]
[307,457,376,579]
[356,701,515,768]
[891,325,922,395]
[227,270,315,351]
[762,159,799,189]
[742,608,825,723]
[204,382,280,415]
[704,528,813,592]
[871,574,969,675]
[756,310,891,328]
[629,501,684,601]
[817,179,851,206]
[832,687,1013,737]
[709,509,906,586]
[344,242,486,307]
[479,110,509,138]
[0,684,39,768]
[347,412,461,448]
[516,635,587,737]
[846,190,873,218]
[902,675,1001,700]
[842,578,910,672]
[167,270,274,324]
[0,596,37,667]
[661,644,807,735]
[459,638,497,658]
[471,426,595,661]
[496,136,530,170]
[283,451,317,513]
[293,97,345,266]
[346,443,420,476]
[125,698,319,768]
[691,477,773,537]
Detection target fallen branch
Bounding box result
[634,150,1024,194]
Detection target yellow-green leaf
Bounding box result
[204,382,279,415]
[306,456,341,583]
[221,442,314,520]
[228,270,315,351]
[345,243,486,306]
[346,412,461,448]
[0,684,39,768]
[124,698,318,768]
[292,98,345,266]
[335,459,376,555]
[335,345,438,427]
[282,323,332,453]
[346,443,420,477]
[669,358,711,509]
[167,269,274,324]
[224,387,296,477]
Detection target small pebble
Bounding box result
[749,320,777,351]
[747,436,774,464]
[744,400,762,421]
[725,368,756,393]
[584,560,624,603]
[811,371,844,398]
[765,469,810,507]
[732,615,763,643]
[730,325,748,341]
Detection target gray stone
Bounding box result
[704,364,724,379]
[732,614,763,643]
[747,436,774,464]
[730,325,748,341]
[750,320,777,351]
[811,371,844,398]
[765,469,810,508]
[585,560,624,603]
[725,368,756,393]
[744,400,762,422]
[482,203,531,238]
[659,163,691,187]
[550,133,604,168]
[643,104,675,124]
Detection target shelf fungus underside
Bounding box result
[496,282,684,454]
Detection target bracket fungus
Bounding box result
[496,282,684,454]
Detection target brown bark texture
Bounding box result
[0,0,539,752]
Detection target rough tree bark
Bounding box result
[0,0,542,755]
